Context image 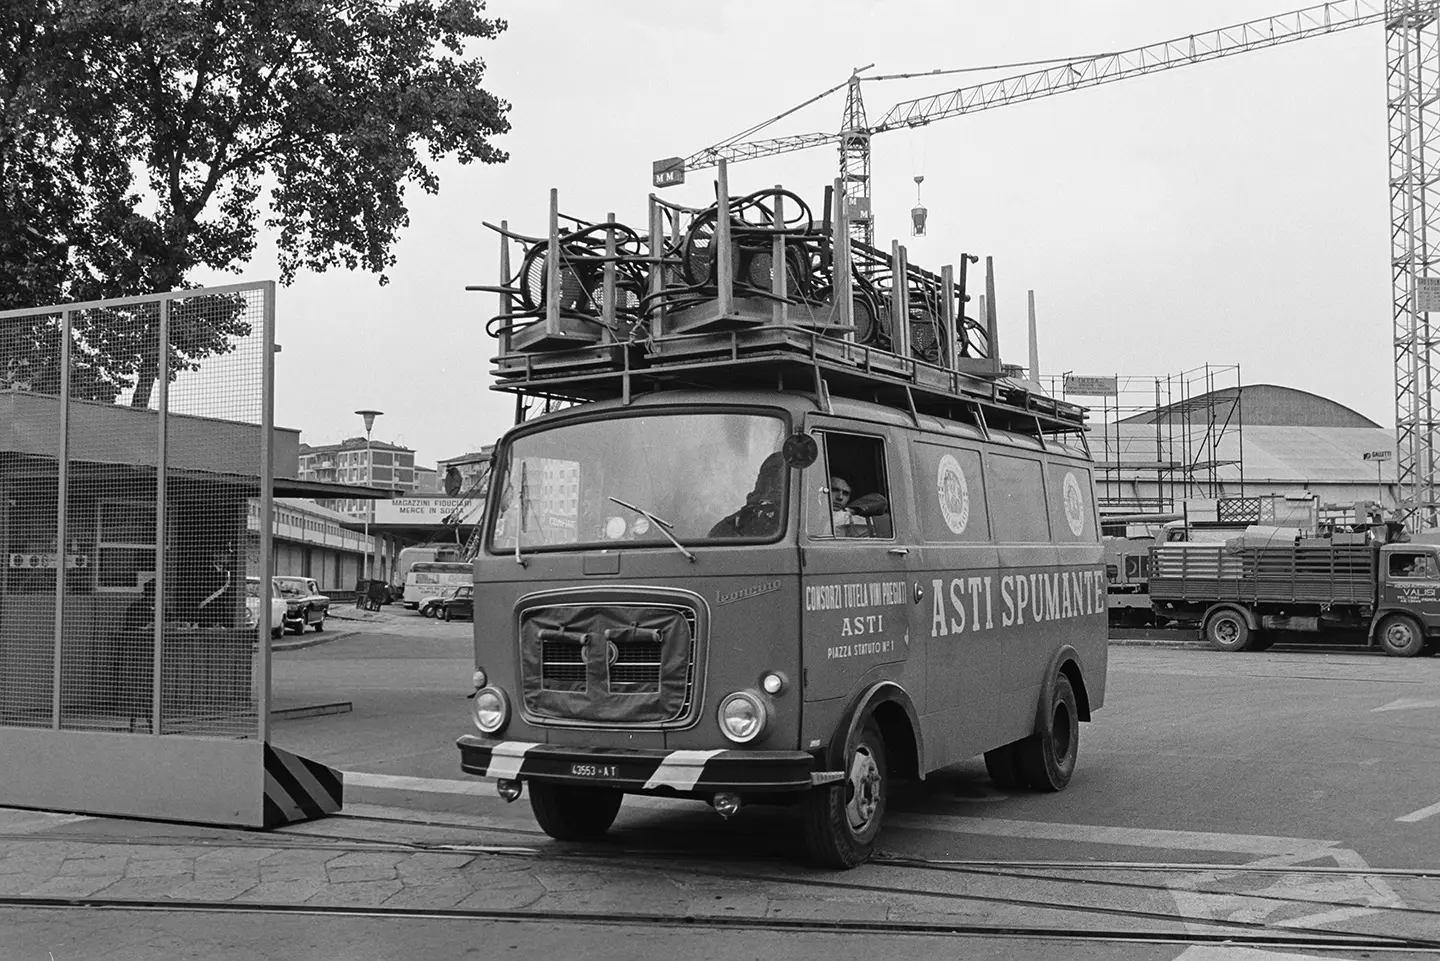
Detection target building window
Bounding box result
[96,498,157,591]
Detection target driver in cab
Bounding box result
[828,475,890,538]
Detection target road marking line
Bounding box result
[0,808,91,834]
[342,771,498,797]
[1175,947,1353,960]
[1167,846,1404,935]
[1396,799,1440,823]
[885,813,1334,856]
[1371,697,1440,712]
[337,801,539,835]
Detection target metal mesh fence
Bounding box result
[1,284,272,738]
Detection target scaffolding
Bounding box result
[1042,365,1244,514]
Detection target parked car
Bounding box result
[440,585,474,622]
[244,576,286,639]
[273,576,330,634]
[418,588,456,619]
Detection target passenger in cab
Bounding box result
[829,474,891,538]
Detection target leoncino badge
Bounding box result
[936,454,969,535]
[715,579,783,606]
[1063,472,1086,536]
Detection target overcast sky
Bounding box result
[194,0,1392,468]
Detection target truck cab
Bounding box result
[1375,540,1440,655]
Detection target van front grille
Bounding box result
[608,639,663,690]
[519,601,701,728]
[542,640,587,690]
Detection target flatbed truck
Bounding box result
[1148,532,1440,657]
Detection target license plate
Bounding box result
[570,763,617,778]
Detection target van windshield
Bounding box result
[489,411,789,551]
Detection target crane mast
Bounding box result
[662,0,1440,528]
[1389,0,1440,528]
[841,71,873,248]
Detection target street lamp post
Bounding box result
[355,409,383,582]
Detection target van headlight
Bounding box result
[473,687,509,734]
[717,691,767,744]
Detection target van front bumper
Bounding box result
[457,735,832,793]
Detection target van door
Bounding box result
[800,426,917,704]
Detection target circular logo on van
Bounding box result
[936,454,970,535]
[1063,472,1086,536]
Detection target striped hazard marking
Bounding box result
[263,743,343,827]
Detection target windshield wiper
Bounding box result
[609,496,696,563]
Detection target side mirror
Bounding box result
[781,432,818,470]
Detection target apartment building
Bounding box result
[298,438,417,520]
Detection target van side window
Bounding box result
[808,432,893,539]
[1389,553,1436,579]
[987,454,1051,542]
[1046,463,1096,543]
[912,442,989,542]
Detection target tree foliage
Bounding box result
[1,0,510,404]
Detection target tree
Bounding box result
[1,0,510,405]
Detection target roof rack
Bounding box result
[468,161,1087,439]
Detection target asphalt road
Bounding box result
[255,610,1440,956]
[273,612,1440,864]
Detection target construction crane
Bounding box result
[653,0,1440,529]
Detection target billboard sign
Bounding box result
[373,497,474,525]
[1063,375,1119,397]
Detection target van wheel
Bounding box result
[983,741,1027,790]
[1377,614,1426,657]
[312,618,324,632]
[801,720,887,868]
[1015,674,1079,792]
[1205,609,1252,652]
[528,782,623,840]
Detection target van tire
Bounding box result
[1377,614,1426,657]
[1205,609,1252,652]
[528,782,623,841]
[983,741,1027,790]
[1015,674,1079,793]
[802,720,887,868]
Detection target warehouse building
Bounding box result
[1090,383,1397,516]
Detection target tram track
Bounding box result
[0,894,1437,954]
[3,813,1439,951]
[8,811,1440,884]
